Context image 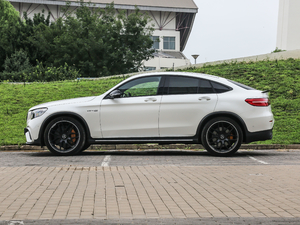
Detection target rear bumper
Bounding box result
[244,129,273,144]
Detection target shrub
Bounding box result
[0,60,81,82]
[0,49,32,82]
[27,61,81,82]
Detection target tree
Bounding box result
[51,2,155,77]
[19,11,54,66]
[1,1,155,77]
[0,0,20,71]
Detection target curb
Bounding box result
[1,144,300,151]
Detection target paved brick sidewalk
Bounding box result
[0,165,300,221]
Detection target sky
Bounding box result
[183,0,280,64]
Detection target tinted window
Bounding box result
[199,79,214,94]
[167,76,198,94]
[118,76,161,97]
[211,81,232,93]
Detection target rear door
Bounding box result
[159,76,218,137]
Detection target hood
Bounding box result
[30,96,97,110]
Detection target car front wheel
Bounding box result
[44,117,86,155]
[201,117,243,156]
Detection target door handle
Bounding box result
[198,96,211,101]
[144,98,157,102]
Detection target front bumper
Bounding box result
[24,128,41,146]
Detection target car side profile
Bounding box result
[24,72,274,156]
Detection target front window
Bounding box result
[118,76,161,97]
[163,37,175,50]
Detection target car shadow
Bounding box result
[25,149,282,158]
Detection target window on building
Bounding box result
[163,37,175,50]
[144,67,156,71]
[150,36,159,49]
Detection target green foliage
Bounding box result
[51,1,154,76]
[19,11,53,66]
[0,0,21,69]
[0,49,32,82]
[3,49,31,73]
[272,47,285,53]
[27,62,81,82]
[0,1,154,77]
[1,62,80,82]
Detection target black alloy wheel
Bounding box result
[201,117,243,156]
[44,117,86,155]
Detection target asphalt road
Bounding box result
[0,149,300,167]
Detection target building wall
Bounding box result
[143,56,190,71]
[152,30,180,51]
[277,0,300,50]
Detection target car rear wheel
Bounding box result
[44,117,86,155]
[201,117,242,156]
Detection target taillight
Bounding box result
[245,98,270,106]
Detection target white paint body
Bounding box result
[25,72,274,145]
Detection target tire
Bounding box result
[44,116,86,155]
[79,142,91,153]
[201,117,243,156]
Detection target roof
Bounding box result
[88,0,198,13]
[153,51,187,59]
[9,0,197,13]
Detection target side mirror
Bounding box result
[109,89,123,99]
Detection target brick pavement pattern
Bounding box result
[0,165,300,220]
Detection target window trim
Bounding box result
[163,75,232,95]
[104,75,164,99]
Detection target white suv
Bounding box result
[24,72,274,156]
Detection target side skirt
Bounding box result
[89,137,198,145]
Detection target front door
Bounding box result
[100,76,162,138]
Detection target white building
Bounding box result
[9,0,198,71]
[277,0,300,51]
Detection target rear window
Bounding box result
[164,76,232,94]
[228,80,256,90]
[168,76,198,94]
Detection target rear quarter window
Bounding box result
[211,81,232,93]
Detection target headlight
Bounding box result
[28,108,48,120]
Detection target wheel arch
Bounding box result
[38,112,91,147]
[196,111,248,143]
